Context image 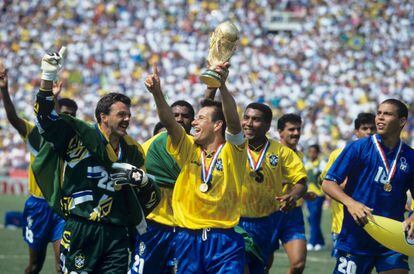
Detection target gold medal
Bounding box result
[384,182,392,192]
[199,183,209,193]
[249,171,256,178]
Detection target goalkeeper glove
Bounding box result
[41,46,66,81]
[110,162,148,189]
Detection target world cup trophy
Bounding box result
[200,21,239,88]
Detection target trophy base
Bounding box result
[200,70,221,88]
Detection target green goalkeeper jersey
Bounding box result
[33,89,160,227]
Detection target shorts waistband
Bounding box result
[147,219,176,231]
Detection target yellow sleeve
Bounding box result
[142,134,159,155]
[281,146,307,185]
[166,127,194,168]
[20,119,35,142]
[320,148,343,181]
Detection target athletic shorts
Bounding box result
[129,220,176,274]
[22,195,65,251]
[60,218,136,273]
[277,206,306,246]
[333,250,409,274]
[240,211,285,274]
[173,227,245,274]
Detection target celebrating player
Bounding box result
[239,102,307,274]
[130,100,194,274]
[145,62,247,273]
[34,47,160,273]
[276,113,308,274]
[322,99,414,274]
[0,61,76,274]
[320,112,375,257]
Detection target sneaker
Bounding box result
[313,244,324,251]
[306,243,314,251]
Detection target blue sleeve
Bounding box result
[325,141,360,184]
[35,89,74,154]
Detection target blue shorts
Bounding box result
[130,220,176,274]
[22,196,65,251]
[333,250,409,274]
[173,227,245,274]
[239,211,286,274]
[277,207,306,247]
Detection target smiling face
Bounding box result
[192,106,222,146]
[100,101,131,137]
[278,122,301,149]
[242,108,270,144]
[375,103,406,138]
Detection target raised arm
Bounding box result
[144,64,183,146]
[215,62,241,135]
[0,61,26,136]
[35,47,74,151]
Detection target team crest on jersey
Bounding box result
[269,154,278,167]
[139,242,146,256]
[215,158,223,171]
[27,216,33,228]
[400,157,408,172]
[75,254,86,269]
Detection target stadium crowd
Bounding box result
[0,0,413,170]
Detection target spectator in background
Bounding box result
[304,144,326,251]
[0,0,413,169]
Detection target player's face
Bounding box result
[192,107,220,145]
[307,147,319,161]
[278,122,301,148]
[101,101,131,137]
[242,108,269,141]
[60,106,77,117]
[172,105,193,134]
[355,123,375,138]
[375,103,406,137]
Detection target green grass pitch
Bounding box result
[0,194,412,273]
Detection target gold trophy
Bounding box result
[200,21,239,88]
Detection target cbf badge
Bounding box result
[215,158,223,171]
[139,242,146,256]
[269,154,278,167]
[75,254,86,269]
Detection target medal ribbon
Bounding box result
[201,144,224,184]
[247,140,269,172]
[372,134,402,183]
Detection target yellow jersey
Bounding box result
[20,119,43,198]
[320,148,343,234]
[305,158,325,197]
[167,127,247,229]
[142,133,176,226]
[282,148,305,206]
[242,139,307,218]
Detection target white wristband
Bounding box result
[41,71,57,81]
[225,130,245,146]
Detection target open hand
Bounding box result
[276,193,297,212]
